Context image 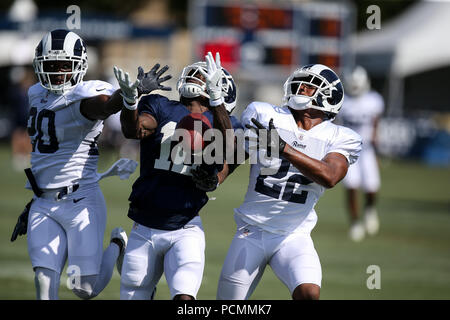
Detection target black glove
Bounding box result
[190,166,219,192]
[137,64,172,97]
[11,199,33,242]
[245,118,286,157]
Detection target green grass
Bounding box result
[0,143,449,300]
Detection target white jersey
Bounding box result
[27,80,116,189]
[338,91,384,144]
[236,102,362,235]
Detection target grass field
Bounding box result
[0,142,449,300]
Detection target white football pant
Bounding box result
[120,216,205,299]
[343,145,380,192]
[217,216,322,300]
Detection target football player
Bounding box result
[115,52,242,300]
[11,29,154,300]
[216,64,362,300]
[339,66,384,242]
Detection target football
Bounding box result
[176,113,212,153]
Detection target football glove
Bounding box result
[245,118,287,157]
[199,52,224,107]
[11,199,33,242]
[113,66,140,110]
[137,64,172,97]
[190,166,219,192]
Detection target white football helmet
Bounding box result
[33,29,88,95]
[176,61,237,113]
[283,64,344,117]
[343,65,370,97]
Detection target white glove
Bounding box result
[113,66,140,110]
[199,52,224,107]
[97,158,138,181]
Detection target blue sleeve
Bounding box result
[138,94,172,124]
[230,115,244,131]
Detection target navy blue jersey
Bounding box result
[128,94,243,230]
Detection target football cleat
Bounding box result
[110,227,128,275]
[349,221,365,242]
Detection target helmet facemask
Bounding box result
[177,62,209,100]
[283,66,343,116]
[177,61,237,113]
[32,30,88,95]
[33,54,87,95]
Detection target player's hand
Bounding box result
[113,66,140,109]
[245,118,287,157]
[190,166,219,192]
[199,52,224,107]
[11,199,33,242]
[137,64,172,97]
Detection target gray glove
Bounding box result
[11,199,33,242]
[137,64,172,97]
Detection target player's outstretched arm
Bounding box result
[80,90,132,121]
[114,64,171,139]
[199,52,233,158]
[283,148,349,188]
[248,117,349,188]
[80,65,145,121]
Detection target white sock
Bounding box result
[35,267,60,300]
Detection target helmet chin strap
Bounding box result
[287,95,313,110]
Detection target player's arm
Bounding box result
[80,90,126,120]
[121,109,158,140]
[283,147,349,188]
[199,52,233,154]
[114,64,171,139]
[247,118,348,189]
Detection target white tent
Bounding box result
[354,0,450,77]
[352,0,450,115]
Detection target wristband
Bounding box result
[209,97,224,107]
[122,97,138,110]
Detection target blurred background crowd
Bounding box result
[0,0,449,168]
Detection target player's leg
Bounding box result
[27,200,68,300]
[120,223,164,300]
[361,146,381,235]
[164,217,205,300]
[269,232,321,300]
[344,157,365,241]
[34,267,61,300]
[217,218,267,300]
[63,185,122,299]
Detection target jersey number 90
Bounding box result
[27,107,59,153]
